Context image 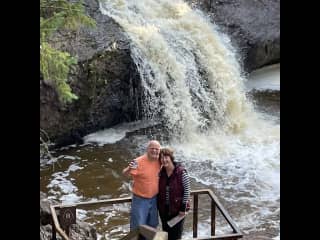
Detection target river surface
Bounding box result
[40,65,280,240]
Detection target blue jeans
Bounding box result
[130,194,159,231]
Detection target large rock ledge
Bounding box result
[40,192,97,240]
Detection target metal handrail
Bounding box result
[50,189,242,240]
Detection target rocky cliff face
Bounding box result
[40,0,142,146]
[187,0,280,72]
[40,0,279,146]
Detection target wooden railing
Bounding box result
[190,189,242,240]
[120,224,167,240]
[50,189,242,240]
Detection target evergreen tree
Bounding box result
[40,0,96,103]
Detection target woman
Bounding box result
[157,147,191,240]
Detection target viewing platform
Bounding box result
[50,189,243,240]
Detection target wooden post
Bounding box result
[193,194,198,238]
[50,205,69,240]
[51,216,57,240]
[211,200,216,236]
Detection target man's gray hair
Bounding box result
[147,140,161,148]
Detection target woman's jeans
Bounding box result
[130,194,159,231]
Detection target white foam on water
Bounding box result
[63,155,78,160]
[96,233,103,240]
[46,163,84,203]
[67,163,84,172]
[83,120,158,145]
[76,209,88,221]
[56,155,79,160]
[171,111,279,234]
[246,64,280,91]
[183,221,229,238]
[59,193,82,204]
[273,234,280,240]
[40,155,81,169]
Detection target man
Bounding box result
[122,140,161,232]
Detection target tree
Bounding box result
[40,0,96,103]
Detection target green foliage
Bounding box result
[40,42,78,103]
[40,0,96,104]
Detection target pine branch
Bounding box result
[40,0,96,104]
[40,6,83,12]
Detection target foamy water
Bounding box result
[246,64,280,91]
[171,116,279,235]
[83,120,158,145]
[46,163,84,204]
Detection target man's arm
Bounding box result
[122,166,131,177]
[122,159,137,177]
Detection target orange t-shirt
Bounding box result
[130,154,161,198]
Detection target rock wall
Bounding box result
[187,0,280,72]
[40,0,142,147]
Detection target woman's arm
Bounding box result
[180,169,191,212]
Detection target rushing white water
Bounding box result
[86,0,279,237]
[100,0,252,138]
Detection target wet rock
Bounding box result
[40,224,56,240]
[40,192,58,225]
[40,192,97,240]
[187,0,280,72]
[40,0,141,147]
[69,221,97,240]
[40,223,97,240]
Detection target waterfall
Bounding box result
[99,0,253,139]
